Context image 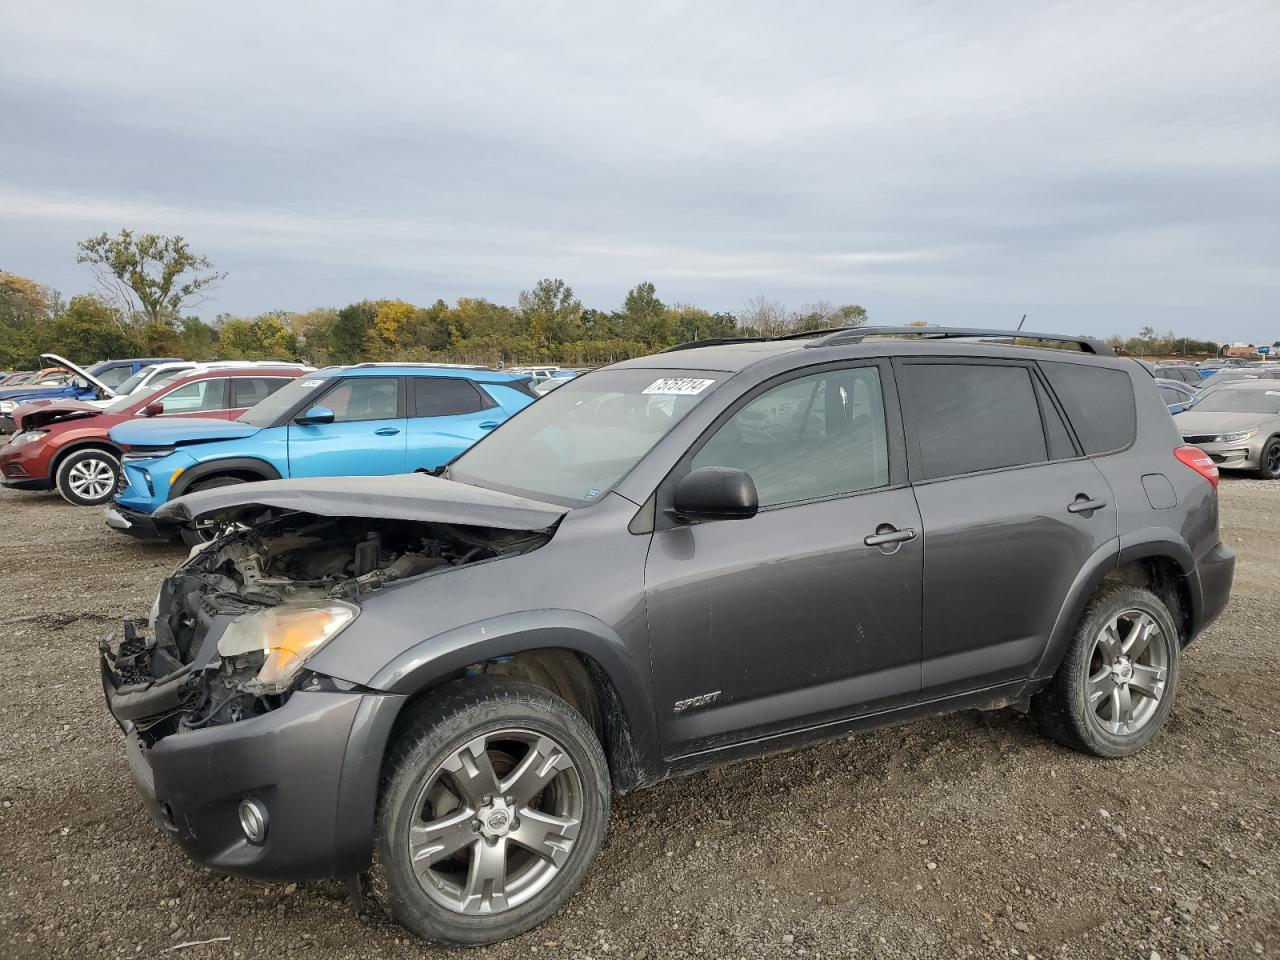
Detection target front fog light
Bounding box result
[239,797,268,844]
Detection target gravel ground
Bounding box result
[0,479,1276,960]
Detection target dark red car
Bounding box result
[0,366,308,505]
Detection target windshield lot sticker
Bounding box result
[301,380,325,387]
[642,378,715,396]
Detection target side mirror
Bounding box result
[295,405,335,425]
[142,402,164,417]
[672,467,758,523]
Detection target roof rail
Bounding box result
[660,337,766,353]
[801,326,1114,355]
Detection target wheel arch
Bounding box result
[368,611,664,795]
[168,456,282,498]
[1028,533,1197,686]
[49,438,122,482]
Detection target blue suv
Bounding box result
[104,364,537,542]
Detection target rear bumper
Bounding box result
[105,676,405,880]
[1191,542,1235,641]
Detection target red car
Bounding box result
[0,366,307,505]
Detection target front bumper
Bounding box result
[1182,438,1261,471]
[104,669,405,880]
[104,503,168,540]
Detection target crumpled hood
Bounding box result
[108,417,261,446]
[155,473,569,531]
[1174,410,1278,435]
[16,400,101,431]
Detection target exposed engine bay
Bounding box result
[100,511,550,744]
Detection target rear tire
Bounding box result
[1032,583,1181,758]
[55,449,121,506]
[1256,436,1280,480]
[178,476,245,546]
[370,676,610,946]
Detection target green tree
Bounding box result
[177,316,219,358]
[76,229,226,327]
[44,295,140,363]
[619,282,672,346]
[519,278,583,346]
[330,301,376,363]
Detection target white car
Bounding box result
[85,360,314,409]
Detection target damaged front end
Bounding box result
[101,510,551,743]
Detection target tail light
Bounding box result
[1174,445,1219,489]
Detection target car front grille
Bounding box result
[1181,435,1218,444]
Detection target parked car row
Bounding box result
[86,327,1235,947]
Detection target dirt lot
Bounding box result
[0,480,1276,960]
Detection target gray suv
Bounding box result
[100,327,1235,946]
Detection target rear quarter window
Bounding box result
[1040,361,1137,455]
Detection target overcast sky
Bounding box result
[2,1,1277,340]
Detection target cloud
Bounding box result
[1,0,1277,337]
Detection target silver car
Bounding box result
[1174,380,1280,479]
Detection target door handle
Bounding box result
[374,427,401,436]
[864,524,917,547]
[1067,495,1108,514]
[479,421,500,431]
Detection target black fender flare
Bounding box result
[168,456,281,499]
[367,609,665,792]
[1027,530,1196,685]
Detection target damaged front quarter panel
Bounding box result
[101,494,558,744]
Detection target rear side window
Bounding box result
[898,363,1048,480]
[413,377,490,417]
[231,377,291,407]
[1040,361,1137,455]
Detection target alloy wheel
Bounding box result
[67,457,117,501]
[1266,442,1280,475]
[408,729,584,916]
[1086,610,1169,736]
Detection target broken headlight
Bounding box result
[217,601,358,693]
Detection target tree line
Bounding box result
[0,229,1227,371]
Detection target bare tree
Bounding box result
[77,229,226,328]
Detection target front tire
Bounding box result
[1032,583,1181,758]
[1257,436,1280,480]
[371,677,610,946]
[178,476,245,546]
[55,449,121,506]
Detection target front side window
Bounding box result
[413,377,489,417]
[315,377,400,422]
[691,367,889,507]
[899,363,1049,480]
[158,378,228,413]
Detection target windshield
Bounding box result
[1193,389,1280,415]
[450,368,722,504]
[236,374,328,426]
